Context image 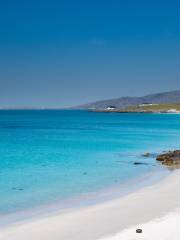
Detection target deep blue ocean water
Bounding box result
[0,110,180,215]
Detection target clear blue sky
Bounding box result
[0,0,180,108]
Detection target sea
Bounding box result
[0,110,180,219]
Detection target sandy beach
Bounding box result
[0,169,180,240]
[100,210,180,240]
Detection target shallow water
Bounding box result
[0,110,180,214]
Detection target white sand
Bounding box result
[100,210,180,240]
[0,170,180,240]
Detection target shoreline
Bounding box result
[0,166,168,228]
[0,169,180,240]
[91,110,180,114]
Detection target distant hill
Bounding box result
[72,90,180,109]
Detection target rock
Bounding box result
[134,162,148,165]
[142,152,151,157]
[156,150,180,167]
[136,229,143,233]
[12,187,24,191]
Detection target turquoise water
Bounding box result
[0,110,180,215]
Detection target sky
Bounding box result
[0,0,180,108]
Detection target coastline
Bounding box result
[0,169,180,240]
[0,166,168,227]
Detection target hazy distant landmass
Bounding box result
[72,90,180,110]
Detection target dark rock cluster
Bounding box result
[156,150,180,167]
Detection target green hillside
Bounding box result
[118,103,180,112]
